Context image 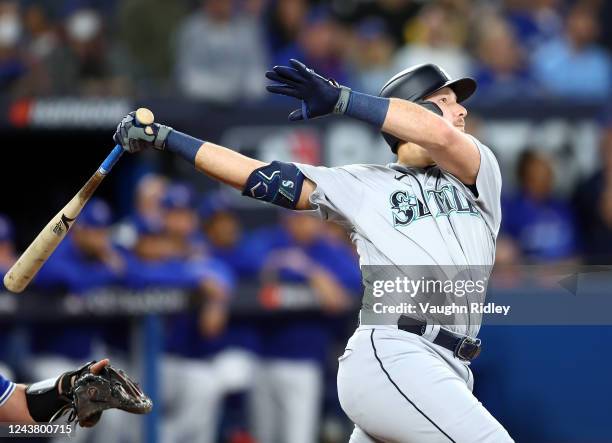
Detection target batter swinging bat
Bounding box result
[3,107,155,293]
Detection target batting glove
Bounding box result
[266,59,351,121]
[113,111,173,153]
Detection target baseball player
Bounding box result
[114,60,513,442]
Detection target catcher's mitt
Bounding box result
[53,362,153,427]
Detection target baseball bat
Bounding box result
[3,107,155,293]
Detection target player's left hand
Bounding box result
[266,59,351,121]
[113,111,173,153]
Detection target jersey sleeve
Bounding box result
[0,372,16,407]
[467,135,503,236]
[292,163,366,227]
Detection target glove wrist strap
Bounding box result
[333,86,352,114]
[25,376,69,422]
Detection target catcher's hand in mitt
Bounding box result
[54,360,153,427]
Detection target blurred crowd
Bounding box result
[0,0,610,102]
[0,1,611,441]
[0,113,611,440]
[0,174,363,443]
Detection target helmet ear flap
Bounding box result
[381,100,443,154]
[416,100,443,116]
[382,132,400,154]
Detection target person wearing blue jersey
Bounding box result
[30,199,124,374]
[123,188,240,443]
[248,212,361,443]
[29,199,125,443]
[0,214,18,380]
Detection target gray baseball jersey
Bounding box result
[295,135,502,338]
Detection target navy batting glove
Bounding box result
[266,59,351,121]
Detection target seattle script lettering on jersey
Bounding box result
[390,183,481,227]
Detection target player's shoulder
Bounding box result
[335,163,395,175]
[465,134,497,157]
[295,162,395,181]
[0,372,15,406]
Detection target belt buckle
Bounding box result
[454,336,482,362]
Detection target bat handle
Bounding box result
[99,145,124,175]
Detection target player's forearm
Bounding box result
[193,142,266,190]
[162,129,265,190]
[342,93,458,151]
[167,131,315,208]
[383,98,457,150]
[114,112,315,209]
[0,385,35,423]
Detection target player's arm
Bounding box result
[194,141,316,209]
[0,385,34,422]
[0,360,109,423]
[265,59,479,184]
[383,98,479,184]
[114,114,316,210]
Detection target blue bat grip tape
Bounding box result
[99,145,124,174]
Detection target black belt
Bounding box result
[397,315,482,362]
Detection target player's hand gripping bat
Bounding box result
[3,108,155,293]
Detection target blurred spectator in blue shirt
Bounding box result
[123,188,246,443]
[274,6,350,85]
[473,16,539,101]
[264,0,307,57]
[175,0,268,103]
[0,2,27,93]
[502,150,577,263]
[249,212,360,443]
[504,0,563,49]
[114,172,169,251]
[531,3,611,99]
[394,3,473,80]
[331,0,421,48]
[573,119,612,264]
[199,191,261,278]
[160,182,206,260]
[29,198,125,443]
[0,214,17,373]
[0,214,15,275]
[349,17,396,95]
[33,198,124,293]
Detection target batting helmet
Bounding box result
[379,64,477,152]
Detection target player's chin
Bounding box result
[455,124,466,132]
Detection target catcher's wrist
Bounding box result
[166,130,206,166]
[25,376,71,422]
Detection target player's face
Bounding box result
[425,87,467,132]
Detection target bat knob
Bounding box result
[135,108,155,127]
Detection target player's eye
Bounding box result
[440,97,448,104]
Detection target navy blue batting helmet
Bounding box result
[379,64,477,153]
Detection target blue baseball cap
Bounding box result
[198,191,235,221]
[0,214,14,242]
[78,198,112,228]
[305,5,331,26]
[357,17,388,40]
[131,215,163,236]
[161,183,196,210]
